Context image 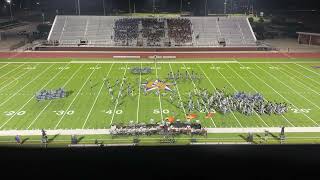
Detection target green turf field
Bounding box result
[0,58,319,131]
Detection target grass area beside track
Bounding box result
[2,132,320,147]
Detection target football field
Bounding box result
[0,58,319,131]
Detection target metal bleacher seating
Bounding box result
[190,16,257,47]
[47,15,257,47]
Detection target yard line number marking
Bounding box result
[242,63,318,126]
[0,64,54,129]
[53,110,74,116]
[4,111,26,116]
[82,63,114,129]
[109,64,128,125]
[226,63,293,127]
[27,63,80,129]
[54,64,99,129]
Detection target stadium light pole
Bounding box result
[205,0,208,16]
[180,0,182,15]
[20,0,24,9]
[6,0,13,21]
[75,0,77,14]
[224,0,227,14]
[103,0,106,16]
[78,0,81,15]
[133,3,136,14]
[152,0,155,14]
[129,0,131,14]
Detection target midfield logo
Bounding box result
[142,79,174,92]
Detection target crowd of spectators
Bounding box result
[141,19,165,46]
[167,18,192,45]
[113,18,139,44]
[113,18,193,46]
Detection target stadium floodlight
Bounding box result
[129,0,131,14]
[180,0,182,14]
[205,0,208,16]
[5,0,13,21]
[103,0,106,16]
[75,0,81,15]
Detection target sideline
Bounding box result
[0,61,318,64]
[2,127,320,136]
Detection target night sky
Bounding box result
[0,0,319,16]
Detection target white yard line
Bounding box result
[283,64,320,87]
[256,65,320,111]
[82,63,114,129]
[184,64,217,127]
[136,63,142,123]
[109,64,128,125]
[0,64,48,107]
[27,63,82,129]
[0,63,9,71]
[278,65,320,96]
[197,64,240,127]
[0,63,25,80]
[294,63,320,77]
[226,64,294,127]
[0,64,55,129]
[168,63,187,115]
[240,63,319,126]
[27,102,52,130]
[54,64,98,129]
[154,62,164,121]
[219,64,269,127]
[213,66,250,127]
[0,64,36,92]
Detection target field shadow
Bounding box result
[77,136,85,143]
[239,134,247,142]
[48,134,59,143]
[66,90,74,97]
[268,132,280,141]
[239,134,257,144]
[91,83,98,89]
[99,141,104,147]
[118,100,125,106]
[21,138,29,144]
[256,134,262,140]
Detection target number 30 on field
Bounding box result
[53,110,74,116]
[4,111,26,116]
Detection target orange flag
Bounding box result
[186,114,197,120]
[205,112,214,119]
[166,116,175,123]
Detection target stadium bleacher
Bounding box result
[47,15,257,47]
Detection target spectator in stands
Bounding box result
[167,18,192,45]
[113,18,140,45]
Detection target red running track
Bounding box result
[0,52,320,59]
